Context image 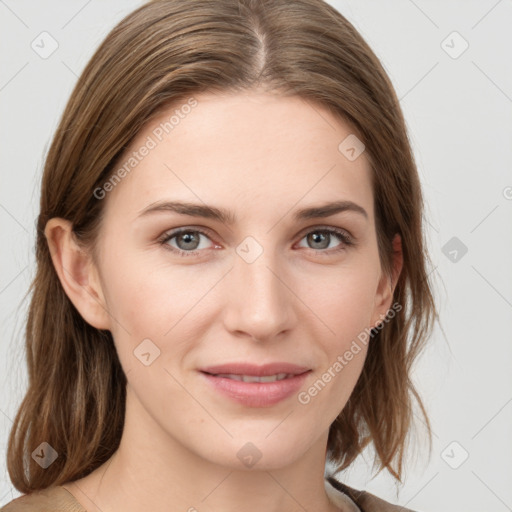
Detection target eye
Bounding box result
[158,228,216,257]
[296,227,354,253]
[158,226,354,258]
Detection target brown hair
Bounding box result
[6,0,438,492]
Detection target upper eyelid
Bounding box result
[297,224,352,238]
[160,226,216,242]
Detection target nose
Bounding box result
[222,247,297,342]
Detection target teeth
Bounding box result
[215,373,290,382]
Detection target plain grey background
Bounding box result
[1,1,511,510]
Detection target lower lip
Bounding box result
[200,371,311,407]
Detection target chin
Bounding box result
[194,428,315,471]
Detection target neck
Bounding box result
[66,385,342,512]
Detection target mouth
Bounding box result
[205,372,295,383]
[200,361,311,377]
[198,362,311,407]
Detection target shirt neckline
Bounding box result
[324,476,362,512]
[59,477,363,512]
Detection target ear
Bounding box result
[44,217,111,330]
[370,233,403,329]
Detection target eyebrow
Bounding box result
[136,199,368,224]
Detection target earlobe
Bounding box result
[371,233,403,329]
[44,218,111,331]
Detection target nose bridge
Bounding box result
[224,238,294,340]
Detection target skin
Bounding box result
[46,90,402,512]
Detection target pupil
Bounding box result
[180,232,199,249]
[309,231,328,249]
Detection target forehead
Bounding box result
[102,90,374,223]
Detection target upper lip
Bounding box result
[200,362,311,376]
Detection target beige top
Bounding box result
[1,477,415,512]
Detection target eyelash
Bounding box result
[157,226,355,258]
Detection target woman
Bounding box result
[2,0,437,511]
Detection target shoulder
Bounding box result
[326,476,417,512]
[0,486,86,512]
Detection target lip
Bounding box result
[200,362,311,376]
[199,362,311,407]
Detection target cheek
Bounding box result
[307,258,380,341]
[98,249,178,358]
[99,247,224,373]
[102,245,200,330]
[297,273,374,420]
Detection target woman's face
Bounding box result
[90,90,395,470]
